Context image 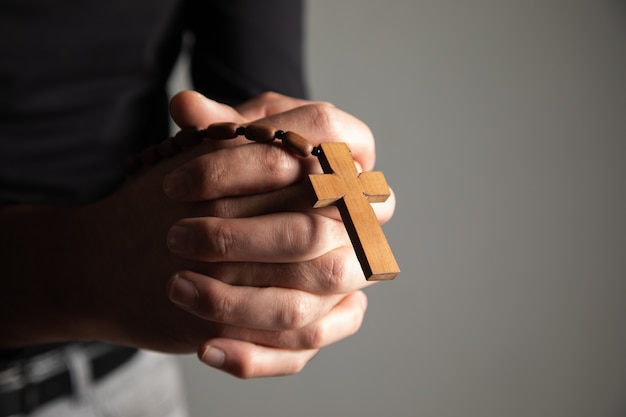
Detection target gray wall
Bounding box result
[175,1,626,416]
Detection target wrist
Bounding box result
[0,204,105,348]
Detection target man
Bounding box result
[0,1,395,415]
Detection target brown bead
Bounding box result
[157,137,179,157]
[124,154,141,175]
[244,124,277,143]
[204,122,240,140]
[282,131,314,157]
[140,145,161,165]
[174,128,202,148]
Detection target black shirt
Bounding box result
[0,0,306,205]
[0,0,306,360]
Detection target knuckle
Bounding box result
[209,221,235,259]
[283,215,316,257]
[290,215,332,257]
[278,293,310,330]
[195,284,236,324]
[211,292,237,324]
[230,353,256,380]
[306,102,341,139]
[318,252,348,293]
[300,322,327,349]
[298,296,366,349]
[179,156,225,200]
[198,157,227,193]
[261,144,296,181]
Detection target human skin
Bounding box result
[0,91,395,378]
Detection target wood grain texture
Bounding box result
[308,142,400,280]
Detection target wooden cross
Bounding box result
[308,142,400,281]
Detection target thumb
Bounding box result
[235,92,312,121]
[170,91,247,129]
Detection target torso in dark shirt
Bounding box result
[0,0,305,359]
[0,0,306,204]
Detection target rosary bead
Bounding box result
[126,123,319,176]
[124,154,141,174]
[282,131,314,157]
[243,124,277,143]
[157,137,179,157]
[203,122,239,140]
[174,128,203,148]
[140,145,161,165]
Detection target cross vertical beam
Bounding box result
[308,142,400,281]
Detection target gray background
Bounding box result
[172,1,626,416]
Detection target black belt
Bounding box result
[0,343,137,416]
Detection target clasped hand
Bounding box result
[92,91,395,378]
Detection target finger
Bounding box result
[198,181,319,218]
[162,143,397,223]
[163,142,305,201]
[197,339,318,379]
[167,213,350,263]
[214,291,368,351]
[197,246,376,295]
[168,271,343,330]
[170,90,247,129]
[234,91,312,120]
[168,91,252,156]
[198,182,396,225]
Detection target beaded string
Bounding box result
[124,122,321,175]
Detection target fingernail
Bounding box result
[201,346,225,369]
[163,170,189,199]
[167,224,193,254]
[169,274,198,309]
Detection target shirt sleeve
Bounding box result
[186,0,308,106]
